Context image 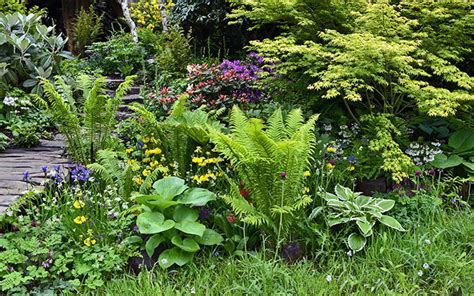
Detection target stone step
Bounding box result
[122,94,143,104]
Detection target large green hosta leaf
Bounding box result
[158,247,193,269]
[348,233,366,252]
[178,188,216,207]
[379,215,405,232]
[137,212,175,234]
[171,236,200,252]
[152,176,188,200]
[175,221,206,237]
[194,229,224,246]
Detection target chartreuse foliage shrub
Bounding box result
[132,177,223,268]
[314,185,404,252]
[0,12,71,93]
[39,74,136,164]
[241,2,473,117]
[209,106,318,242]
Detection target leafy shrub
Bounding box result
[129,95,222,179]
[0,12,71,93]
[0,0,26,14]
[85,33,146,77]
[209,106,318,244]
[72,5,103,55]
[39,74,136,164]
[132,176,223,268]
[130,0,173,31]
[314,185,405,252]
[431,128,474,180]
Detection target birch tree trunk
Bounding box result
[117,0,138,42]
[158,0,168,33]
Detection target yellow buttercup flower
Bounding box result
[73,200,85,209]
[133,176,144,185]
[326,147,337,153]
[74,216,87,224]
[326,163,335,170]
[303,187,310,194]
[303,171,311,177]
[192,157,204,164]
[142,157,151,163]
[348,166,355,171]
[126,147,134,154]
[83,236,97,247]
[142,169,150,177]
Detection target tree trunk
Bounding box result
[61,0,90,51]
[117,0,138,43]
[157,0,168,33]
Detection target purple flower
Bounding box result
[54,165,60,172]
[31,221,38,227]
[41,166,47,173]
[347,156,356,164]
[199,208,210,219]
[428,169,436,176]
[133,225,139,233]
[22,171,30,182]
[415,170,422,176]
[280,171,287,179]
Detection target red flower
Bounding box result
[227,213,237,223]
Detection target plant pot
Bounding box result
[356,177,387,196]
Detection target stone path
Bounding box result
[0,78,142,213]
[0,134,67,213]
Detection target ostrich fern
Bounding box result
[40,74,135,164]
[209,106,318,242]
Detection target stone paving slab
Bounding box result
[0,134,66,213]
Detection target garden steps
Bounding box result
[0,134,67,213]
[105,77,143,121]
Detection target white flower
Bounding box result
[346,250,353,257]
[326,275,332,283]
[423,263,430,269]
[6,210,13,216]
[190,287,196,294]
[3,96,17,106]
[122,203,129,210]
[417,270,423,276]
[424,239,431,245]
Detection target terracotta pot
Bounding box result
[356,177,387,196]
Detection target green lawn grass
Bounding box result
[93,209,474,295]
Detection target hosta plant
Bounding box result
[132,177,223,269]
[314,185,405,252]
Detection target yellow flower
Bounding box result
[143,169,150,177]
[83,236,97,247]
[73,200,85,209]
[348,166,355,171]
[146,148,162,155]
[126,147,134,154]
[303,187,310,194]
[142,144,148,150]
[150,161,159,168]
[326,163,335,170]
[143,137,150,143]
[74,216,87,225]
[192,157,204,164]
[133,176,144,185]
[142,157,151,163]
[194,146,202,153]
[326,147,337,153]
[303,171,311,177]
